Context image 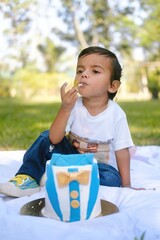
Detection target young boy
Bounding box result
[0,46,134,197]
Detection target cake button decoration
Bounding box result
[71,200,80,208]
[70,190,79,199]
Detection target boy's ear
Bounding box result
[108,80,121,93]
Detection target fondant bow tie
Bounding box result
[56,170,90,187]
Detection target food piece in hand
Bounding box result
[73,80,83,88]
[73,79,78,88]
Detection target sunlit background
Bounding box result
[0,0,159,101]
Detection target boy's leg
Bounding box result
[98,163,122,187]
[17,130,79,184]
[0,130,78,197]
[16,130,53,184]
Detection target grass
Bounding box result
[0,98,60,150]
[0,98,160,150]
[119,100,160,146]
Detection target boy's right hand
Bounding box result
[60,82,78,112]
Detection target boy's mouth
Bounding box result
[78,82,87,87]
[74,80,87,88]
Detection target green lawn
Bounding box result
[0,98,160,150]
[119,100,160,146]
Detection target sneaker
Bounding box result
[0,174,41,197]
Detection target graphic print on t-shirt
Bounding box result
[68,132,113,164]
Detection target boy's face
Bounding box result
[75,53,112,98]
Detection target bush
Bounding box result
[147,69,160,99]
[12,69,72,99]
[0,73,12,97]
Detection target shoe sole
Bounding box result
[0,182,41,197]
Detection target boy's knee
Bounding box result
[40,130,49,138]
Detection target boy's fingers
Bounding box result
[60,82,68,99]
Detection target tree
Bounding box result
[52,0,116,49]
[0,0,67,98]
[0,0,65,72]
[0,0,36,69]
[51,0,138,55]
[37,37,65,72]
[147,66,160,99]
[138,0,160,61]
[135,0,160,98]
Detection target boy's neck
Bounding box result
[82,97,109,116]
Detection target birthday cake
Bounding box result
[41,153,101,222]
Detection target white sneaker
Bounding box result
[0,174,41,197]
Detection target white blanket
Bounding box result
[0,146,160,240]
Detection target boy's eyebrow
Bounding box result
[76,65,84,69]
[77,64,104,70]
[92,65,104,70]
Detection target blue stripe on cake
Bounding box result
[68,168,80,222]
[46,163,63,221]
[86,162,99,219]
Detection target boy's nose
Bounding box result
[82,75,88,78]
[81,71,89,78]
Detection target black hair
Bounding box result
[78,46,122,99]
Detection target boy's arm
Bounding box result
[49,83,78,144]
[116,148,146,190]
[115,148,131,187]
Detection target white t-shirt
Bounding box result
[66,97,134,170]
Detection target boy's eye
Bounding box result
[93,70,100,74]
[77,70,83,74]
